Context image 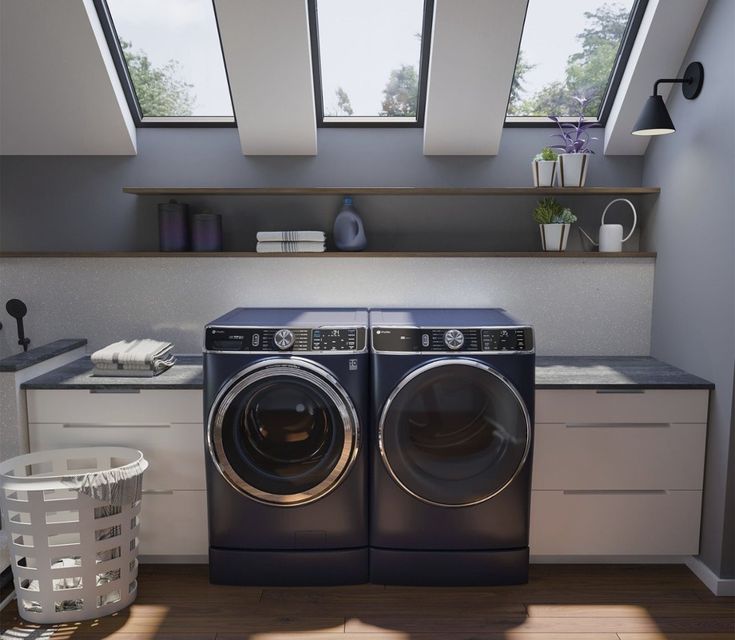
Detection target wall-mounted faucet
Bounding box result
[6,299,30,352]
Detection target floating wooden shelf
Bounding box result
[122,186,660,197]
[0,251,657,258]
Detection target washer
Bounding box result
[369,309,535,585]
[204,308,369,585]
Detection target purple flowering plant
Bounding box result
[549,96,598,154]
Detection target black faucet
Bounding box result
[6,299,30,352]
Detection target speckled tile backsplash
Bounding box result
[0,256,654,358]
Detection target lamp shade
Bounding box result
[632,95,675,136]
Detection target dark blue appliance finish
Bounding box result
[204,308,369,585]
[369,309,535,585]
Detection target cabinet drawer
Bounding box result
[532,422,706,490]
[535,389,709,424]
[530,490,702,556]
[29,422,205,491]
[139,490,208,557]
[27,389,203,425]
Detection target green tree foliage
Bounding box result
[380,64,418,117]
[335,86,354,116]
[120,40,195,117]
[509,2,630,117]
[508,50,535,113]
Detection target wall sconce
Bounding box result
[632,61,704,136]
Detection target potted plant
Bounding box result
[532,147,558,187]
[549,97,597,187]
[533,197,577,251]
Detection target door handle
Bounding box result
[562,489,667,495]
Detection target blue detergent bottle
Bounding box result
[333,196,367,251]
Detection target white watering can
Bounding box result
[579,198,638,252]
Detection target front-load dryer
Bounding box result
[369,309,535,585]
[204,308,369,585]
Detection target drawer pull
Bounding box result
[89,388,141,394]
[62,423,171,429]
[565,422,671,429]
[142,490,175,495]
[562,489,667,496]
[595,389,646,394]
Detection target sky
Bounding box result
[105,0,634,119]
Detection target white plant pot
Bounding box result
[532,160,557,187]
[539,223,571,251]
[557,153,589,187]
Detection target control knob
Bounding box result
[274,329,295,350]
[444,329,465,350]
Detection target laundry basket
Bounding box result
[0,447,148,624]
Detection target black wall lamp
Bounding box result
[632,61,704,136]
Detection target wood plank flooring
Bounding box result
[1,564,733,640]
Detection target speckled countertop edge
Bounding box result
[0,339,87,372]
[21,354,714,390]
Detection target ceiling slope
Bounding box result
[0,0,136,155]
[215,0,317,156]
[423,0,528,156]
[604,0,708,156]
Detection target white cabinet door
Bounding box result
[138,490,208,557]
[530,490,702,555]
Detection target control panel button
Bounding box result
[273,329,295,350]
[444,329,465,350]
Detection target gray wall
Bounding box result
[641,0,735,579]
[0,128,645,252]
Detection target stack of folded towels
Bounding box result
[92,339,176,377]
[256,230,326,253]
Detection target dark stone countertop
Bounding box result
[0,339,87,372]
[21,355,203,390]
[535,356,713,389]
[21,354,713,391]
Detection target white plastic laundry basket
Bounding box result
[0,447,148,623]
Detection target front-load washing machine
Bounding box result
[369,309,534,585]
[204,308,369,585]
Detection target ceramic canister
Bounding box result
[191,212,223,252]
[158,200,189,251]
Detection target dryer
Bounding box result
[204,308,369,585]
[369,309,534,585]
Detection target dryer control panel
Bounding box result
[371,327,533,353]
[206,326,367,353]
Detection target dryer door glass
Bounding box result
[210,361,358,505]
[379,360,530,507]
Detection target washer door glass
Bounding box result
[209,361,358,505]
[379,360,530,507]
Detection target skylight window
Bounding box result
[311,0,432,126]
[99,0,234,124]
[507,0,646,123]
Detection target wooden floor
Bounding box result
[1,564,733,640]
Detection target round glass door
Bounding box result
[208,359,359,506]
[379,359,530,507]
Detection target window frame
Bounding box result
[308,0,435,128]
[92,0,237,128]
[504,0,649,128]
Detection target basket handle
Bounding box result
[601,198,637,243]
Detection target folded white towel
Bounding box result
[257,230,326,242]
[92,339,175,373]
[256,241,326,253]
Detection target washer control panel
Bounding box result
[371,327,533,353]
[206,326,367,353]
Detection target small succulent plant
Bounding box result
[549,97,598,154]
[534,147,558,162]
[533,197,577,225]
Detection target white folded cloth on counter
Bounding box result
[256,241,326,253]
[256,230,326,242]
[92,339,176,376]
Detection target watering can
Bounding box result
[579,198,638,252]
